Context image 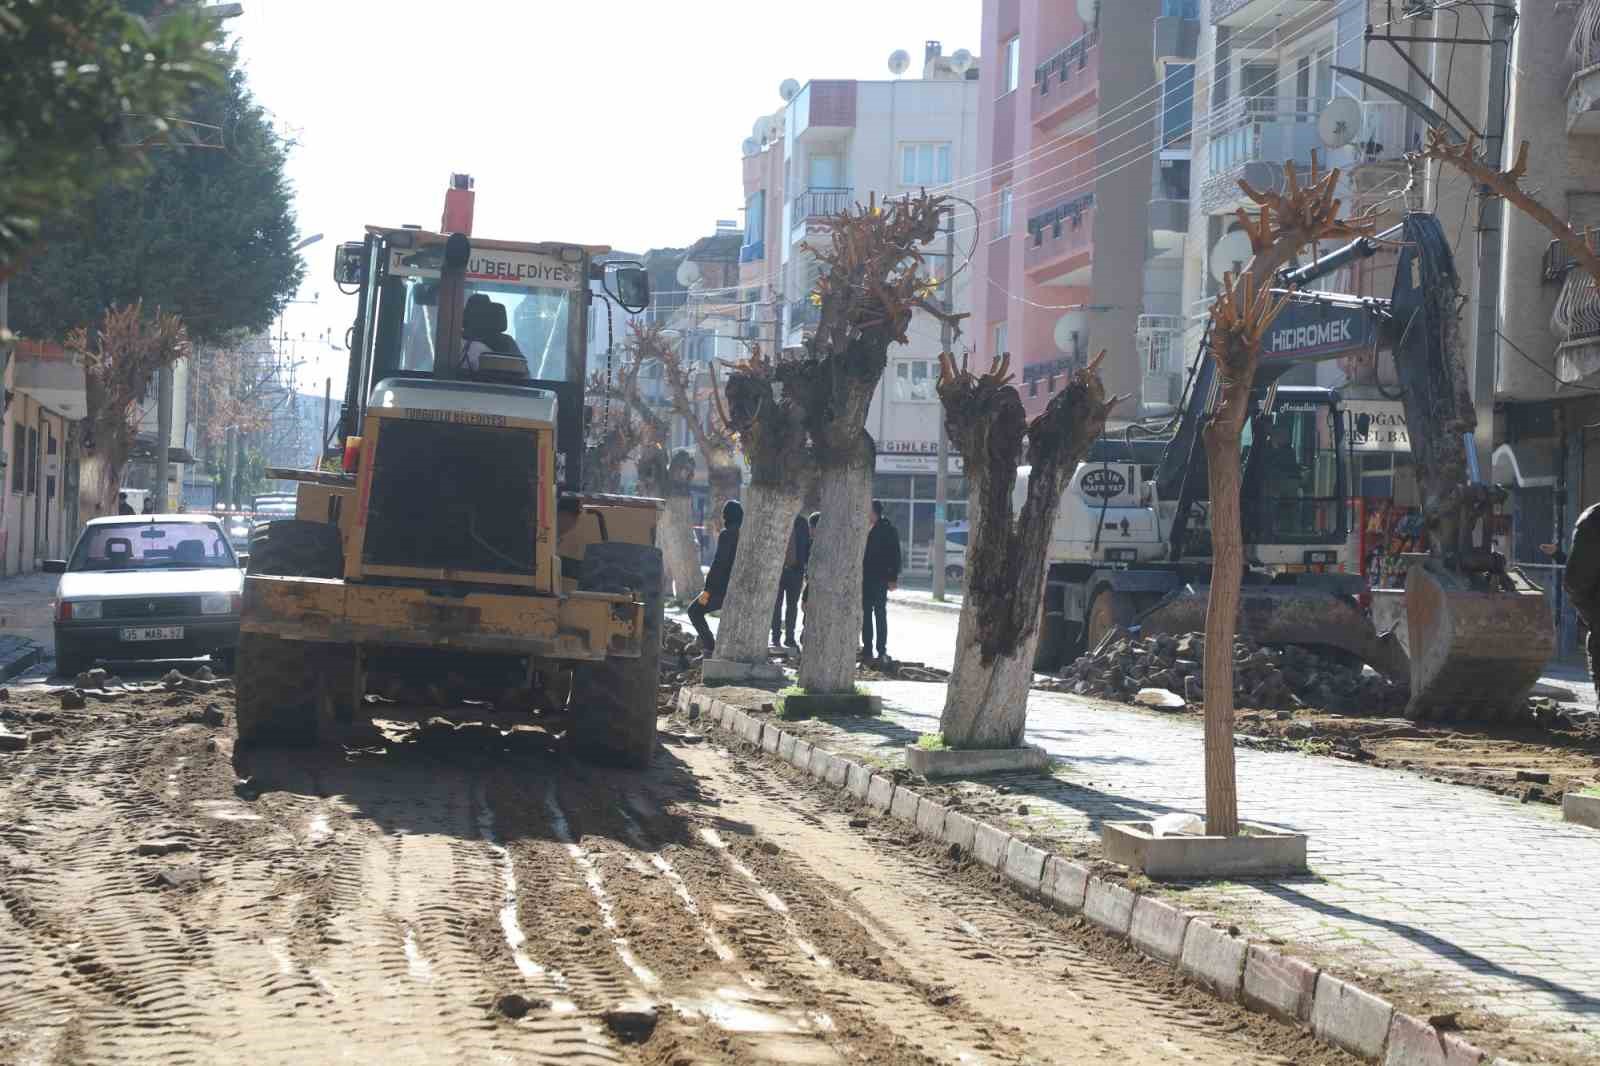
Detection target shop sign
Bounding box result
[1345,400,1409,453]
[875,440,963,475]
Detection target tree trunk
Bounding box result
[77,449,121,525]
[939,594,1042,747]
[661,493,703,605]
[713,480,802,666]
[1200,419,1243,837]
[797,440,874,694]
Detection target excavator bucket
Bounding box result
[1137,583,1412,685]
[1400,563,1554,722]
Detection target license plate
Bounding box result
[120,625,184,642]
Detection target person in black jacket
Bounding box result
[1563,502,1600,696]
[688,499,743,655]
[861,499,901,663]
[771,511,811,649]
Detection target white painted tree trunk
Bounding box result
[660,495,703,606]
[939,590,1045,749]
[797,452,873,694]
[714,481,801,666]
[77,449,121,525]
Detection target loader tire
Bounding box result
[1033,612,1073,673]
[236,520,344,745]
[569,542,663,769]
[247,520,344,579]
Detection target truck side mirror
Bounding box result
[611,266,650,313]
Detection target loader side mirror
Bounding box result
[333,241,366,286]
[609,265,650,314]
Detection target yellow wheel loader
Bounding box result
[235,175,664,765]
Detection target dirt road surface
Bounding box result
[0,683,1361,1066]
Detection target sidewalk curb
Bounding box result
[676,684,1496,1066]
[0,638,43,683]
[885,592,964,616]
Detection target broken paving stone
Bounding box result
[27,728,56,744]
[155,866,204,889]
[849,817,870,828]
[757,840,780,856]
[59,689,86,711]
[1515,770,1551,784]
[194,665,215,682]
[201,705,225,727]
[0,731,27,752]
[136,839,192,857]
[493,992,544,1019]
[602,1001,658,1043]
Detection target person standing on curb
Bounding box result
[688,499,743,657]
[771,511,811,650]
[861,499,900,665]
[1563,502,1600,698]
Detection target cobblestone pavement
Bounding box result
[784,679,1600,1062]
[0,571,56,679]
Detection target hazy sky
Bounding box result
[230,0,981,390]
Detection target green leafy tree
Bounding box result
[0,0,221,282]
[11,61,304,342]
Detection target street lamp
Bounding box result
[292,233,324,254]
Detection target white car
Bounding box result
[942,523,969,583]
[45,515,245,677]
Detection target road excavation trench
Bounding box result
[0,693,1357,1065]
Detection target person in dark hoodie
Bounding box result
[861,499,901,663]
[688,499,743,655]
[771,511,811,649]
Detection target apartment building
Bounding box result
[1,339,85,575]
[971,0,1176,422]
[737,43,980,574]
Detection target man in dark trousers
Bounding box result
[861,499,901,664]
[771,511,811,649]
[688,499,743,656]
[1563,502,1600,697]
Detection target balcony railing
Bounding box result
[1542,231,1600,283]
[1555,270,1600,344]
[1577,1,1600,72]
[787,298,821,333]
[1206,96,1321,176]
[1026,192,1095,250]
[1034,29,1099,96]
[791,186,852,224]
[1137,315,1184,374]
[1211,0,1332,26]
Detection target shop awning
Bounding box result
[1491,441,1558,489]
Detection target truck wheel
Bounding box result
[248,520,343,578]
[236,520,343,745]
[569,542,663,769]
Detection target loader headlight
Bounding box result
[201,593,240,616]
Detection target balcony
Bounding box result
[1024,193,1095,284]
[1211,0,1333,27]
[1148,199,1189,252]
[1153,13,1198,64]
[1554,268,1600,384]
[789,80,857,144]
[787,297,821,337]
[1568,21,1600,135]
[1200,96,1322,214]
[1138,315,1184,410]
[792,186,852,224]
[1032,29,1099,128]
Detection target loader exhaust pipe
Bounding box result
[433,232,471,382]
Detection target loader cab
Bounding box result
[1237,386,1349,566]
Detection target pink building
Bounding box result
[973,0,1196,420]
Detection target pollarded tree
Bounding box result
[714,347,815,668]
[936,352,1116,749]
[790,192,956,694]
[1200,156,1372,834]
[67,303,189,519]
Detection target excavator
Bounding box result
[232,175,667,765]
[1031,212,1554,722]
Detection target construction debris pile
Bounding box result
[660,618,701,711]
[1050,632,1407,714]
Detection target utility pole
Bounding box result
[932,214,955,601]
[155,363,174,511]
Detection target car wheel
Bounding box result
[945,564,965,583]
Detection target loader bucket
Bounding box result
[1138,584,1411,685]
[1401,563,1554,722]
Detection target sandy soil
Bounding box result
[0,680,1360,1066]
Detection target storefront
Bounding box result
[874,443,964,575]
[1344,398,1424,588]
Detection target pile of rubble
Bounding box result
[1048,631,1406,714]
[659,618,701,711]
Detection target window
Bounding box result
[26,428,37,495]
[998,187,1014,238]
[1161,0,1199,15]
[10,423,23,492]
[900,143,952,185]
[993,322,1009,358]
[1160,63,1195,144]
[894,359,937,402]
[1003,36,1021,94]
[745,190,765,244]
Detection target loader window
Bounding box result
[378,277,572,380]
[1243,402,1343,543]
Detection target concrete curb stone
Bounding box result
[714,700,735,729]
[762,726,782,754]
[915,797,948,839]
[844,761,873,801]
[824,754,851,789]
[1312,973,1396,1061]
[789,738,814,772]
[1002,838,1048,894]
[1129,896,1192,966]
[745,715,767,748]
[777,731,799,764]
[1041,857,1090,913]
[866,774,895,812]
[1084,876,1136,935]
[890,785,922,824]
[1179,922,1247,1001]
[941,810,978,853]
[808,746,836,780]
[1242,944,1319,1024]
[971,821,1012,870]
[1383,1013,1487,1066]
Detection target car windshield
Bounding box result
[70,521,237,571]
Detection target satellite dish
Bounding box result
[779,78,800,102]
[754,116,774,143]
[676,259,702,288]
[741,137,758,156]
[1053,311,1088,353]
[1076,0,1100,25]
[1210,229,1256,285]
[1317,97,1364,149]
[888,49,911,76]
[950,48,974,75]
